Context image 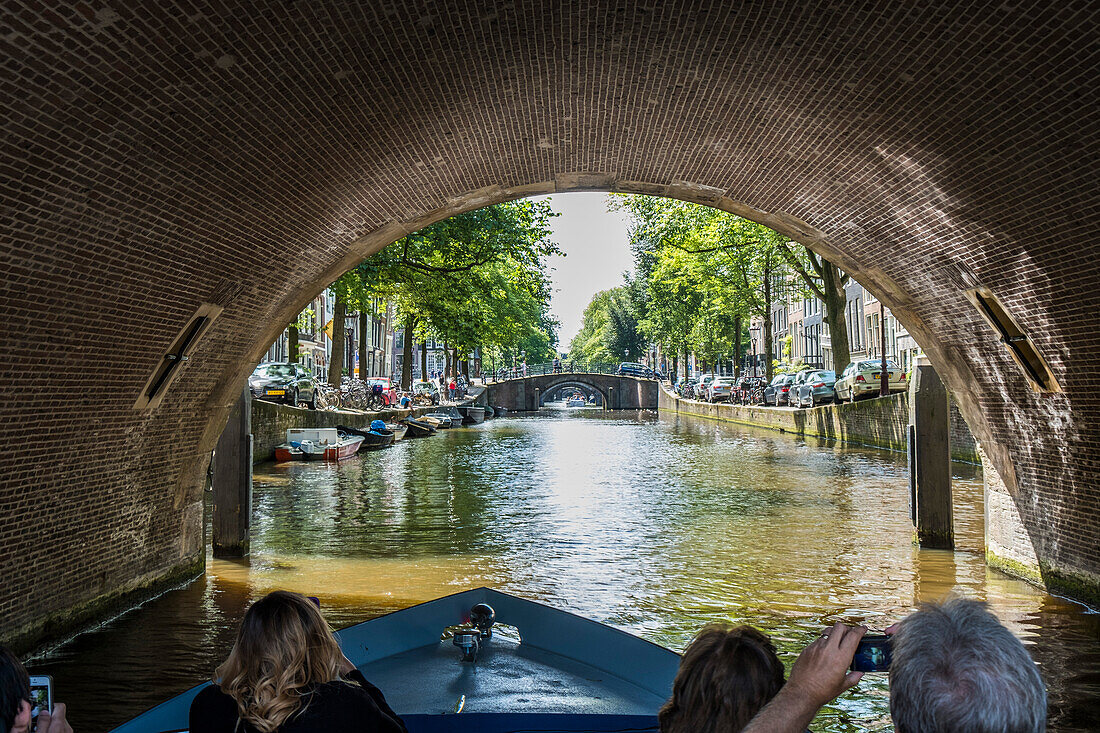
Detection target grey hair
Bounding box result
[890,597,1046,733]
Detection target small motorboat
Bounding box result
[493,406,508,417]
[388,423,408,441]
[456,405,485,424]
[403,418,438,438]
[482,405,496,419]
[338,422,397,450]
[422,413,454,429]
[567,397,587,407]
[275,428,364,462]
[108,587,676,733]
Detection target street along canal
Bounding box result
[30,408,1100,731]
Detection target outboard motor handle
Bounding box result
[452,628,480,662]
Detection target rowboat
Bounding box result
[274,428,364,462]
[109,587,676,733]
[403,418,438,438]
[337,423,400,450]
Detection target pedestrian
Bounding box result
[448,377,456,401]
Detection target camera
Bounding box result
[28,675,52,730]
[850,634,892,672]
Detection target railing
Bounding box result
[487,362,657,381]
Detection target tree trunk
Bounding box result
[762,258,775,381]
[358,311,368,378]
[444,343,452,380]
[401,313,416,389]
[821,261,851,372]
[732,315,743,379]
[288,325,299,363]
[420,339,428,380]
[328,296,346,387]
[672,353,679,382]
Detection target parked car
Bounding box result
[249,362,317,409]
[411,379,440,405]
[786,370,815,408]
[694,373,717,400]
[365,377,399,406]
[834,359,906,402]
[795,370,838,407]
[763,373,794,406]
[617,362,653,378]
[706,377,735,403]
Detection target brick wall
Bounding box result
[2,0,1098,648]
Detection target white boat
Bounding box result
[109,587,676,732]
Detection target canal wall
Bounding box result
[658,387,979,463]
[251,399,439,463]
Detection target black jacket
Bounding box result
[188,669,407,733]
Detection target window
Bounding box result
[966,288,1059,392]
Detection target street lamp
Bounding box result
[749,326,761,378]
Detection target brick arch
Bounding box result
[536,378,610,407]
[3,0,1098,647]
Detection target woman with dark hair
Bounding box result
[0,647,71,733]
[189,591,406,733]
[659,624,786,733]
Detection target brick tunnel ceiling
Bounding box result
[2,0,1099,639]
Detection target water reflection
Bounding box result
[28,408,1100,732]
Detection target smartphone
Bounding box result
[28,675,52,727]
[850,634,892,672]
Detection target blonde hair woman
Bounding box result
[189,591,406,733]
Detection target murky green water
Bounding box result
[30,408,1100,731]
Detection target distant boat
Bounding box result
[108,587,676,733]
[403,418,438,438]
[275,428,363,462]
[567,397,587,407]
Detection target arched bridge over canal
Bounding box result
[482,373,660,412]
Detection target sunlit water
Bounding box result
[30,408,1100,731]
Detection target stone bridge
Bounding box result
[482,373,660,411]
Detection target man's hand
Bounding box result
[786,622,867,706]
[35,703,73,733]
[742,623,867,733]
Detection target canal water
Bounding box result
[30,408,1100,732]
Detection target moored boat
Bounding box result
[456,405,485,424]
[338,422,398,450]
[275,428,364,462]
[423,413,454,428]
[482,405,496,418]
[403,418,438,438]
[108,587,676,733]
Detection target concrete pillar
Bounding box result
[908,356,953,549]
[213,388,252,557]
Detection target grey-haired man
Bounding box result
[742,597,1046,733]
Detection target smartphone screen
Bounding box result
[28,675,52,731]
[850,634,893,672]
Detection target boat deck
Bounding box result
[365,635,665,716]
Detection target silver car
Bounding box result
[834,359,906,402]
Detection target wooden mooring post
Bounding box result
[909,356,954,549]
[212,387,252,557]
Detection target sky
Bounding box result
[534,193,634,349]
